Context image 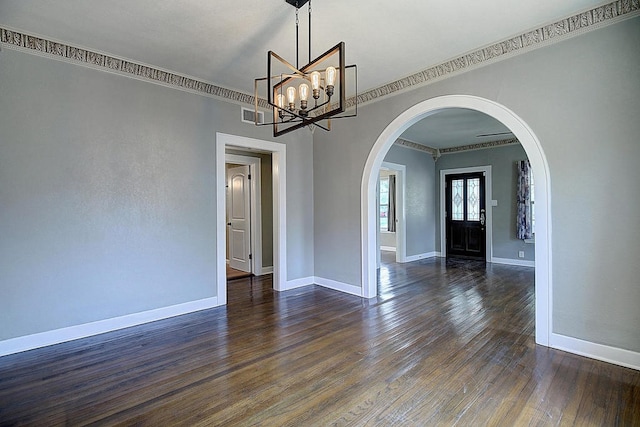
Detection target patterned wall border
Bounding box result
[347,0,639,108]
[439,138,520,154]
[0,26,270,109]
[0,0,637,109]
[395,137,519,159]
[395,138,438,156]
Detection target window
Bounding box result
[451,177,481,221]
[467,178,481,221]
[379,176,389,231]
[451,179,464,221]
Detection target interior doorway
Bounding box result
[225,152,272,279]
[216,133,287,306]
[377,161,406,265]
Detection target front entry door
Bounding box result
[227,165,251,273]
[446,173,486,261]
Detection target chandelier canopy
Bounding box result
[254,0,357,137]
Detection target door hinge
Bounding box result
[248,174,251,180]
[249,254,252,260]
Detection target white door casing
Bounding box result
[216,132,287,306]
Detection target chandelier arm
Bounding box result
[309,120,330,132]
[270,51,304,77]
[280,116,300,124]
[280,114,331,132]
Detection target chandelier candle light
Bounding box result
[254,0,357,137]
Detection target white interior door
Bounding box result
[227,165,251,273]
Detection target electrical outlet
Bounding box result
[518,251,525,258]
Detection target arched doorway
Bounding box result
[361,95,551,346]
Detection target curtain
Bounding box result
[516,160,533,240]
[388,175,396,232]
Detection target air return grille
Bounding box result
[241,107,264,125]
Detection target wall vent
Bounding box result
[241,107,264,125]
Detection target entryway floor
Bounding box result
[226,264,252,281]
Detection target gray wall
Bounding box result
[383,145,436,257]
[313,18,640,352]
[0,49,313,340]
[379,232,396,249]
[435,144,535,262]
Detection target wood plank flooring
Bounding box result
[226,264,252,281]
[1,253,639,426]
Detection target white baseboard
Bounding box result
[0,297,219,358]
[256,266,273,276]
[314,276,363,297]
[403,251,438,263]
[380,246,396,252]
[281,276,362,297]
[491,257,535,267]
[550,333,640,371]
[283,276,315,291]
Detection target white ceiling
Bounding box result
[0,0,604,147]
[400,109,513,149]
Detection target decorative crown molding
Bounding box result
[395,137,520,159]
[394,138,438,155]
[1,0,637,109]
[347,0,639,108]
[439,138,520,154]
[0,27,270,109]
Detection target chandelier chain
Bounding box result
[295,7,299,69]
[308,0,312,64]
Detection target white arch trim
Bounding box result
[361,95,551,346]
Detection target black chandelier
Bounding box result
[254,0,357,137]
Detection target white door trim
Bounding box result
[361,95,551,347]
[216,133,287,305]
[439,166,493,262]
[381,162,406,263]
[226,154,265,275]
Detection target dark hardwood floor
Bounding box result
[1,253,639,426]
